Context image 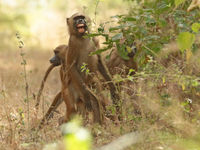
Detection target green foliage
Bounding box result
[81,63,90,75]
[90,0,200,68]
[177,32,195,51]
[175,0,186,7]
[191,22,200,33]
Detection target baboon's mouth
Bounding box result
[76,24,86,33]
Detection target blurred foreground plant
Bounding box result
[61,117,92,150]
[43,116,92,150]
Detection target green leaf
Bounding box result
[111,33,123,41]
[191,23,200,33]
[90,49,107,55]
[145,17,156,26]
[128,69,135,75]
[123,17,136,22]
[175,0,186,7]
[191,79,200,87]
[111,15,124,19]
[113,74,124,83]
[117,45,129,60]
[177,32,195,52]
[105,50,113,60]
[109,26,122,32]
[98,26,104,33]
[145,35,160,40]
[86,33,101,37]
[20,143,32,147]
[90,45,112,55]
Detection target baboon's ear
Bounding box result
[86,17,91,23]
[66,18,69,25]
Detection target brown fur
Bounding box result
[39,20,139,124]
[35,64,55,113]
[63,13,102,123]
[38,14,140,125]
[35,44,67,115]
[37,45,69,128]
[62,13,120,124]
[38,44,90,128]
[156,42,183,68]
[106,49,138,76]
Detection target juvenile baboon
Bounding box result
[62,13,120,124]
[37,45,68,128]
[39,43,89,127]
[35,45,67,113]
[38,43,93,127]
[156,42,183,68]
[106,43,138,75]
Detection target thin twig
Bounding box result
[94,0,100,25]
[16,32,30,129]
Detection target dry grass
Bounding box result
[0,49,64,149]
[0,48,134,149]
[0,45,200,150]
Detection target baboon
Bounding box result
[36,42,137,118]
[39,22,138,125]
[38,14,138,125]
[62,13,120,124]
[35,44,67,113]
[36,45,68,128]
[156,42,183,68]
[106,43,138,75]
[37,43,93,127]
[38,43,90,127]
[38,45,104,127]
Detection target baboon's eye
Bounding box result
[54,50,58,55]
[74,16,85,20]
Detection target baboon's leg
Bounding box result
[90,94,103,124]
[83,85,103,124]
[97,55,120,107]
[45,92,64,120]
[62,87,76,123]
[38,92,62,129]
[97,55,122,121]
[76,100,86,117]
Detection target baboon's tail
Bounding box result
[35,64,55,112]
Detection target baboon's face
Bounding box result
[73,15,87,34]
[49,50,61,66]
[49,45,67,66]
[67,13,89,36]
[127,44,137,58]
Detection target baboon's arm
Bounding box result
[69,64,92,110]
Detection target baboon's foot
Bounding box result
[58,116,68,125]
